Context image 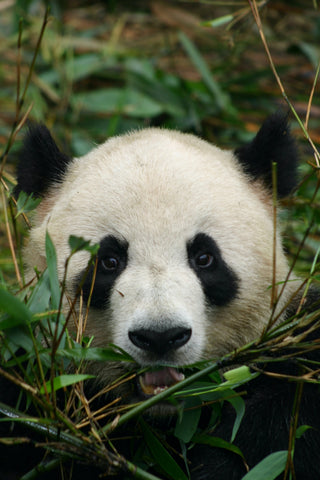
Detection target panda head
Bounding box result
[16,113,299,399]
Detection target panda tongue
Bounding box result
[139,367,185,396]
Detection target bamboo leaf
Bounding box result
[58,346,134,363]
[178,31,234,114]
[241,450,288,480]
[15,191,41,218]
[223,365,252,383]
[68,235,99,256]
[295,424,312,439]
[0,288,32,328]
[141,420,188,480]
[227,394,245,443]
[73,88,163,117]
[192,434,245,459]
[203,15,234,28]
[45,232,60,310]
[174,396,202,442]
[27,269,51,314]
[40,374,95,394]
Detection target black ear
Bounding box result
[15,124,71,198]
[234,112,299,198]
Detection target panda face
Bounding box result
[19,117,298,399]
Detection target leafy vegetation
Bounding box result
[1,231,319,479]
[0,1,320,479]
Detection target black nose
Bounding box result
[128,327,192,355]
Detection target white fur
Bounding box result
[25,128,296,374]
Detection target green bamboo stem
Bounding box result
[101,357,228,435]
[0,401,163,479]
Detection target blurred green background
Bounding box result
[0,0,319,282]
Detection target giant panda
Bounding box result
[2,113,320,479]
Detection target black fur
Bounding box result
[189,288,320,480]
[15,124,71,198]
[234,112,299,197]
[187,233,239,306]
[189,375,320,480]
[77,235,129,309]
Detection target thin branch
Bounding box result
[1,188,22,287]
[305,60,320,130]
[248,0,320,167]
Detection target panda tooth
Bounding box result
[139,376,155,396]
[170,369,185,382]
[139,367,184,397]
[153,386,168,395]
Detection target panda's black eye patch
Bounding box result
[187,233,239,307]
[77,235,128,309]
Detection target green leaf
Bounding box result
[40,374,95,394]
[192,434,245,459]
[178,31,234,114]
[73,88,164,117]
[15,191,41,218]
[241,450,288,480]
[223,365,252,383]
[45,232,60,310]
[27,269,51,314]
[0,289,32,328]
[126,70,186,118]
[174,396,202,443]
[174,367,258,399]
[298,42,320,69]
[57,346,134,363]
[173,380,220,398]
[68,235,99,256]
[296,424,312,439]
[141,420,188,480]
[2,327,34,353]
[40,54,117,85]
[203,15,234,28]
[227,394,245,443]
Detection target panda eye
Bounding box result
[101,257,119,272]
[195,253,214,269]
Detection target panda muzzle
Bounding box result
[139,367,185,396]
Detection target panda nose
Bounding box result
[128,327,192,355]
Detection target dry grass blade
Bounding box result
[248,0,320,167]
[0,9,49,173]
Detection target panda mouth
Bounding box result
[138,367,185,397]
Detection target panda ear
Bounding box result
[234,112,299,198]
[15,124,71,198]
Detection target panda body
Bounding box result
[3,113,320,479]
